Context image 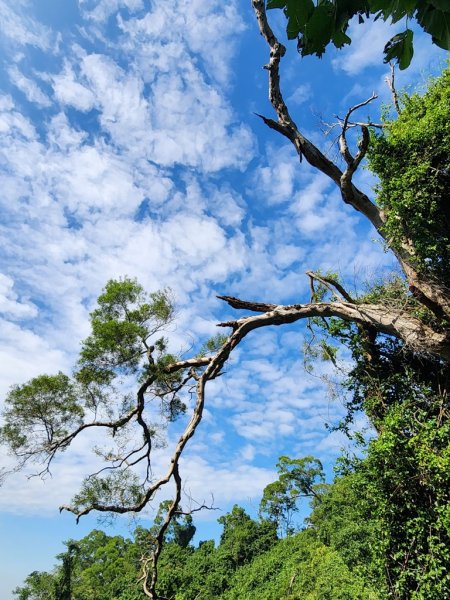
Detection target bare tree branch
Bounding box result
[386,63,401,114]
[306,271,355,303]
[143,463,183,598]
[252,0,450,320]
[251,0,384,232]
[44,279,449,598]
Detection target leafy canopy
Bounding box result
[267,0,450,69]
[259,456,325,536]
[368,67,450,287]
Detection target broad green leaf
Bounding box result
[303,4,335,55]
[417,4,450,50]
[332,29,352,48]
[266,0,287,9]
[286,0,314,38]
[383,29,414,70]
[428,0,450,10]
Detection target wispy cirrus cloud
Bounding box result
[7,66,52,107]
[0,0,54,51]
[0,0,394,535]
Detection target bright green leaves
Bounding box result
[0,373,83,457]
[13,571,58,600]
[218,505,278,569]
[14,530,144,600]
[368,67,450,286]
[76,278,174,386]
[349,393,450,597]
[383,28,413,70]
[268,0,450,69]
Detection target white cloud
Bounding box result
[0,274,37,320]
[287,83,312,106]
[0,94,37,139]
[0,0,53,51]
[8,66,51,108]
[0,320,70,399]
[179,454,275,506]
[117,0,245,85]
[332,18,395,76]
[79,0,144,22]
[48,47,255,172]
[52,63,96,112]
[147,66,254,171]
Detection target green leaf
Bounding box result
[332,30,352,48]
[428,0,450,10]
[417,5,450,50]
[383,29,414,70]
[302,4,335,56]
[285,0,314,38]
[266,0,287,8]
[369,0,415,21]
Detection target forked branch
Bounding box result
[251,0,384,232]
[252,0,450,321]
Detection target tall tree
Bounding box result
[259,456,325,536]
[1,3,450,598]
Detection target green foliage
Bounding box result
[151,501,197,548]
[154,542,194,599]
[268,0,450,69]
[308,472,383,588]
[0,278,180,473]
[72,470,143,512]
[172,539,224,599]
[66,531,143,600]
[0,373,83,457]
[218,505,278,568]
[223,530,380,600]
[11,465,388,600]
[368,67,450,287]
[13,571,57,600]
[76,278,174,386]
[13,530,145,600]
[197,333,229,357]
[259,456,325,536]
[296,68,450,597]
[157,506,278,599]
[384,28,414,70]
[347,392,450,598]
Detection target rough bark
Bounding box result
[252,0,450,321]
[5,5,450,600]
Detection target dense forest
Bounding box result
[12,456,382,600]
[2,0,450,597]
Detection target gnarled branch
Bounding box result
[252,0,450,321]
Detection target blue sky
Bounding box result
[0,0,447,597]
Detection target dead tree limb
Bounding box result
[252,0,450,320]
